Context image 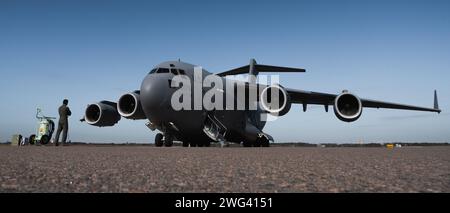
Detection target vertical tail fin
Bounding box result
[248,58,258,84]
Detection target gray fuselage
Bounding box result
[140,61,266,144]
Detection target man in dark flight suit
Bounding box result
[55,99,71,146]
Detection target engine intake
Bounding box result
[117,91,146,120]
[333,92,362,122]
[85,101,121,127]
[260,84,291,116]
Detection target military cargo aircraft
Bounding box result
[82,59,440,147]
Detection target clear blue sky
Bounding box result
[1,0,449,143]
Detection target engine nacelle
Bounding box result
[117,91,146,120]
[333,91,363,122]
[85,101,121,127]
[259,84,291,116]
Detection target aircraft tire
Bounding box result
[261,137,270,147]
[243,141,252,147]
[182,141,189,147]
[164,135,173,147]
[253,139,262,147]
[155,133,164,147]
[29,135,36,145]
[40,135,50,145]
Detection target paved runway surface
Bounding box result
[1,146,449,192]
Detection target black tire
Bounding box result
[197,141,204,147]
[40,135,50,145]
[243,140,252,147]
[261,137,270,147]
[29,135,36,145]
[164,135,173,147]
[182,141,189,147]
[253,139,262,147]
[189,141,197,147]
[155,133,164,147]
[204,141,211,147]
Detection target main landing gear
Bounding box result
[154,132,271,148]
[154,133,212,147]
[243,135,270,147]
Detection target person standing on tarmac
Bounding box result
[54,99,71,146]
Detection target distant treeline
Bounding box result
[277,142,450,147]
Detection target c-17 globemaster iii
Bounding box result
[82,59,440,147]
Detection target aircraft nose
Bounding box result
[140,74,168,117]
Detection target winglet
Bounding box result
[434,90,441,113]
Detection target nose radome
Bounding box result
[140,74,167,117]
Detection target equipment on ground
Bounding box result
[29,108,56,145]
[10,134,22,146]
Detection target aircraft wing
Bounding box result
[222,58,440,114]
[286,88,441,113]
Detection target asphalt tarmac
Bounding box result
[0,145,449,192]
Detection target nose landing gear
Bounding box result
[154,133,173,147]
[155,133,163,147]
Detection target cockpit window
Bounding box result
[156,68,169,73]
[178,69,186,75]
[149,68,157,74]
[170,69,178,75]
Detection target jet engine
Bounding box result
[333,91,363,122]
[85,101,121,127]
[260,84,291,116]
[117,91,146,120]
